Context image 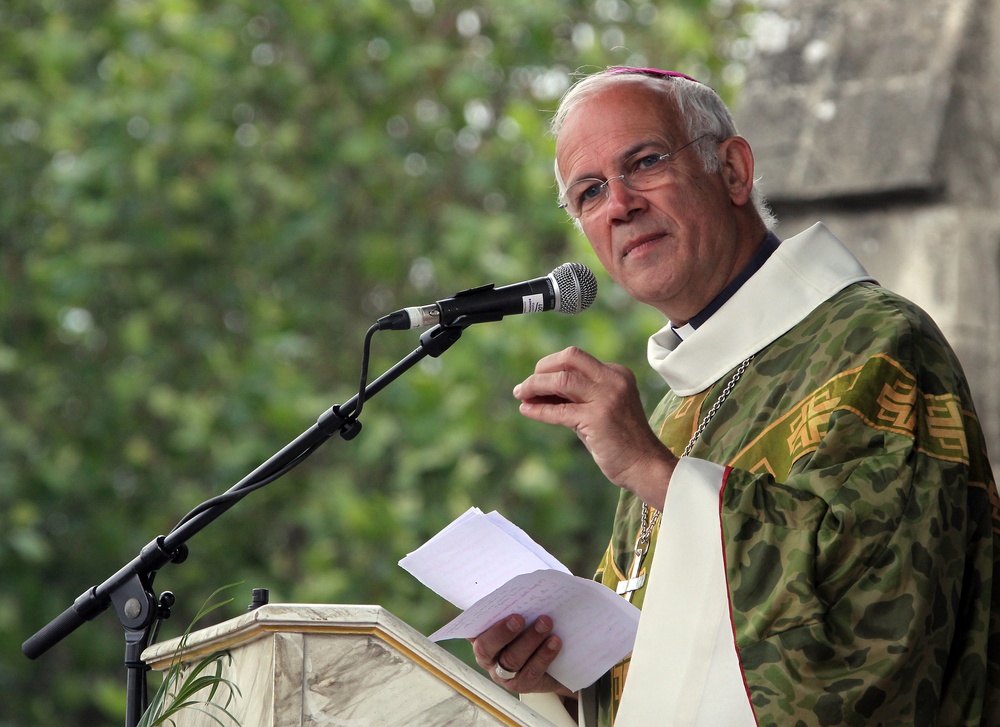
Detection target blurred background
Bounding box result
[1,0,765,723]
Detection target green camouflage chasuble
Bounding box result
[593,227,1000,726]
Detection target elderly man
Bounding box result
[471,67,1000,726]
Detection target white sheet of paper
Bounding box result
[399,507,640,691]
[399,507,570,610]
[482,510,568,572]
[428,569,639,692]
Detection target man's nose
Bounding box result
[604,175,645,220]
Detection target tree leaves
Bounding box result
[0,0,753,723]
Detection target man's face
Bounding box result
[556,79,748,323]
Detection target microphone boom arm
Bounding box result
[22,321,473,727]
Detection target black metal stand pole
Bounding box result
[22,323,469,727]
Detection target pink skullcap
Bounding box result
[606,67,702,84]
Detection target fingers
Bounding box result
[470,615,568,695]
[471,614,526,670]
[513,347,631,418]
[495,615,556,676]
[512,346,677,509]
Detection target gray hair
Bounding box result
[551,69,776,230]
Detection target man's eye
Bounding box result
[578,182,605,203]
[635,153,666,171]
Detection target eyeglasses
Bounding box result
[559,134,714,219]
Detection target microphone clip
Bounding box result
[317,405,363,440]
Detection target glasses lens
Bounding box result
[565,180,606,217]
[628,154,670,191]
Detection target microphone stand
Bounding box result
[22,320,483,727]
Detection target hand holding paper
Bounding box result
[399,507,639,692]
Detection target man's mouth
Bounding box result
[621,233,665,260]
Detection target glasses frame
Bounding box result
[558,134,714,219]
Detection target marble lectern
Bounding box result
[141,603,561,727]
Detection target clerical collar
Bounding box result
[671,232,782,341]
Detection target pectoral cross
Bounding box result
[616,546,648,602]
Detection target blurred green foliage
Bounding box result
[0,0,754,723]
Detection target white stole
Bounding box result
[613,458,757,726]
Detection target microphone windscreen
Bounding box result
[552,262,598,314]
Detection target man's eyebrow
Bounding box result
[621,138,674,161]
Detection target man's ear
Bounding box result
[717,136,755,207]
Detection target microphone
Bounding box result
[376,262,598,330]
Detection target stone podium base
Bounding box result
[142,603,557,727]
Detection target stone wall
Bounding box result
[737,0,1000,471]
